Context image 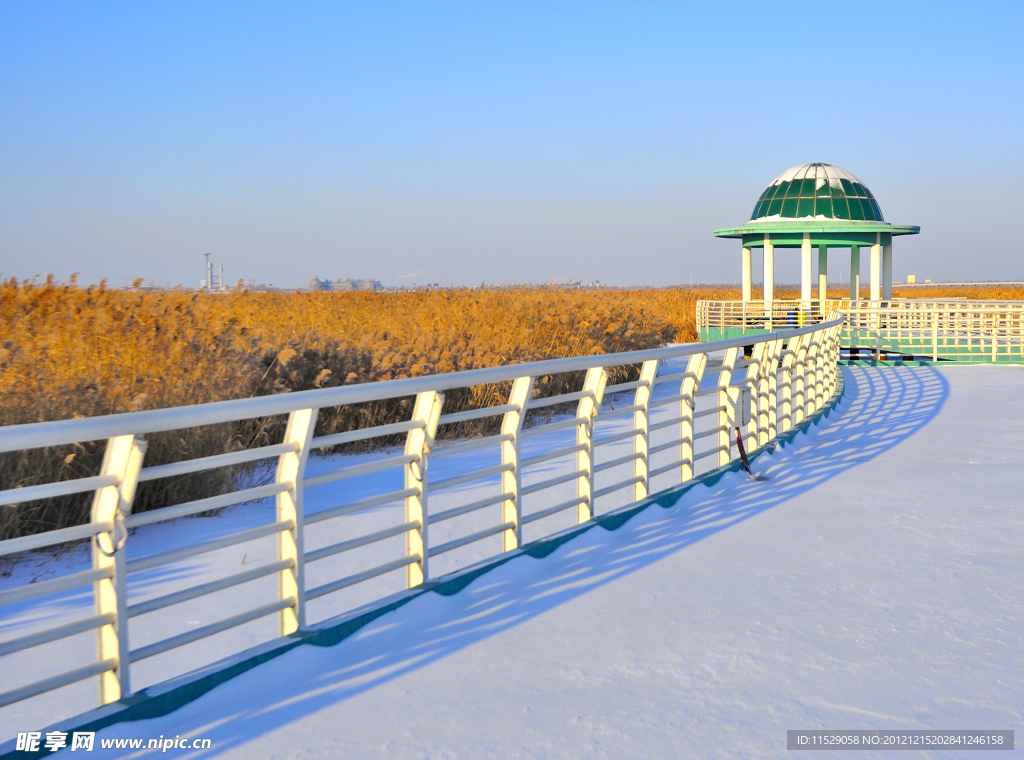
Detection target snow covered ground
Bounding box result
[4,364,1024,758]
[1,350,729,738]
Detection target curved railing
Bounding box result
[697,299,1024,362]
[0,314,844,718]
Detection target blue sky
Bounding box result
[1,2,1021,287]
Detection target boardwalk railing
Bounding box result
[0,315,844,714]
[697,299,1024,362]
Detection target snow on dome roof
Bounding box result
[749,163,884,223]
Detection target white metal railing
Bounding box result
[0,314,844,714]
[697,299,1024,362]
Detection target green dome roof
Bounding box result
[750,163,883,223]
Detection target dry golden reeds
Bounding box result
[0,280,737,538]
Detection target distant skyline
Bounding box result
[2,2,1022,288]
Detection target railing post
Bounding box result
[793,337,809,426]
[805,338,822,416]
[831,323,842,395]
[745,342,767,450]
[718,347,739,467]
[501,376,534,551]
[815,332,826,409]
[91,434,147,705]
[992,311,998,362]
[405,391,444,587]
[779,333,800,433]
[576,367,608,523]
[276,408,317,635]
[679,354,706,484]
[632,360,660,503]
[766,338,783,442]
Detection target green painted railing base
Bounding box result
[0,373,847,759]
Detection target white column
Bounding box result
[91,435,147,704]
[850,246,860,301]
[817,245,827,315]
[741,246,751,302]
[575,367,607,524]
[801,233,812,307]
[276,408,317,635]
[882,243,892,300]
[632,359,659,502]
[405,391,444,588]
[717,347,739,467]
[500,376,534,551]
[763,237,774,318]
[870,233,881,302]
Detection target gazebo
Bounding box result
[714,163,919,313]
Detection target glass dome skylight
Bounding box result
[750,163,883,222]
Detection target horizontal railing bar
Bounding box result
[520,442,588,468]
[0,658,117,710]
[128,559,294,617]
[693,405,726,419]
[311,420,424,449]
[0,520,114,558]
[695,385,729,397]
[130,598,295,663]
[519,416,589,438]
[604,379,650,394]
[0,613,116,659]
[137,443,300,483]
[593,428,644,447]
[0,566,112,608]
[0,317,843,453]
[595,403,645,421]
[648,415,686,432]
[127,520,293,575]
[305,522,419,564]
[648,437,687,456]
[594,452,643,473]
[521,496,589,525]
[428,522,515,557]
[303,454,418,488]
[429,463,514,492]
[305,487,421,525]
[525,390,593,410]
[430,434,513,459]
[519,469,587,497]
[305,556,419,601]
[649,393,693,409]
[693,425,728,441]
[729,377,755,388]
[125,482,291,529]
[652,370,697,386]
[429,492,511,525]
[437,404,520,425]
[0,474,119,508]
[592,476,644,501]
[648,459,688,479]
[694,445,728,461]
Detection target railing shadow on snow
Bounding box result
[110,364,949,757]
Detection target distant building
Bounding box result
[335,278,383,292]
[306,276,384,292]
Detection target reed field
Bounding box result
[3,278,1022,540]
[0,278,734,539]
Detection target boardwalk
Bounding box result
[15,365,1024,757]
